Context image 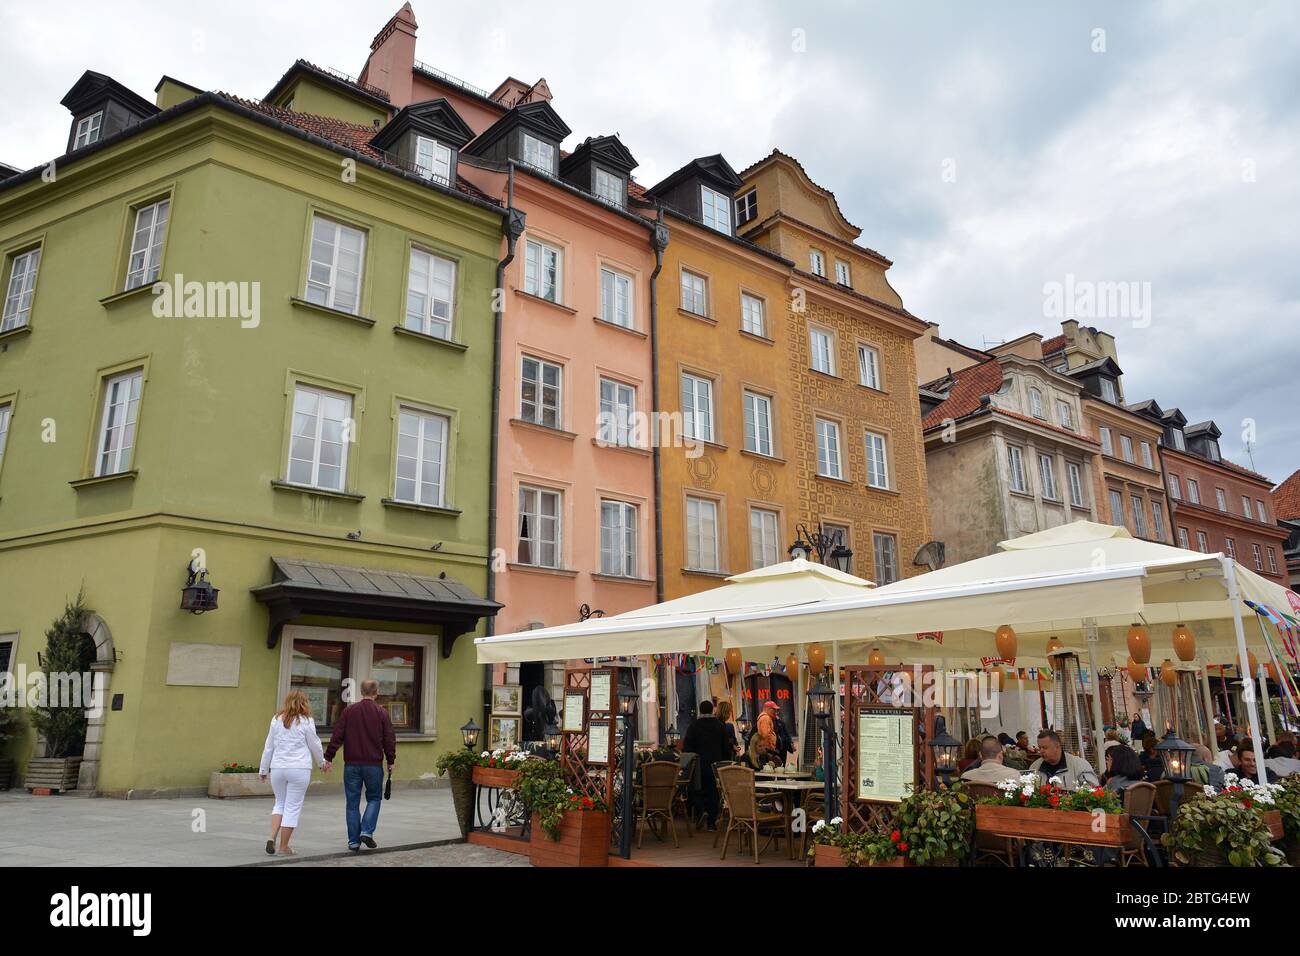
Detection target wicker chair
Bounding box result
[712,760,736,847]
[1119,781,1158,867]
[964,782,1016,866]
[1153,779,1203,826]
[673,753,697,838]
[637,760,682,848]
[717,764,786,864]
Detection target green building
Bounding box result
[0,68,506,795]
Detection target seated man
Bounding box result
[1029,729,1099,788]
[1235,742,1279,785]
[1265,741,1300,778]
[961,736,1021,785]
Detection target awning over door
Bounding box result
[251,557,500,656]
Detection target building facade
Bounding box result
[1274,469,1300,589]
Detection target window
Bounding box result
[1007,445,1028,494]
[1206,441,1221,462]
[305,215,364,313]
[0,402,10,470]
[600,267,633,328]
[1197,531,1209,553]
[405,248,455,339]
[1169,474,1182,499]
[93,369,144,477]
[1177,527,1190,549]
[1242,495,1253,518]
[593,167,624,207]
[287,384,351,491]
[393,407,448,507]
[290,639,350,729]
[1100,378,1118,403]
[414,136,452,183]
[1170,429,1186,450]
[1151,502,1166,542]
[125,199,170,291]
[524,239,562,303]
[873,532,898,586]
[700,185,732,234]
[522,133,555,174]
[1256,500,1268,523]
[1215,488,1228,512]
[1120,435,1134,463]
[1067,462,1085,507]
[1187,479,1200,505]
[1057,401,1073,430]
[1100,427,1113,456]
[809,250,826,277]
[1251,543,1263,570]
[1028,387,1044,419]
[74,111,103,149]
[517,486,561,567]
[685,496,720,571]
[1109,489,1125,526]
[2,247,40,331]
[1225,537,1236,558]
[823,523,851,571]
[749,508,781,569]
[810,327,835,375]
[1132,495,1148,537]
[815,418,842,479]
[835,260,851,286]
[857,344,881,390]
[371,644,422,731]
[0,634,15,678]
[520,356,562,429]
[741,293,766,337]
[600,500,638,577]
[598,378,636,448]
[743,391,774,456]
[680,270,708,316]
[1267,548,1279,574]
[680,373,714,443]
[1039,454,1059,500]
[735,190,757,226]
[1141,442,1154,469]
[866,432,890,490]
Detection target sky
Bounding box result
[2,0,1297,484]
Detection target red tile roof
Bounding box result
[921,360,1002,430]
[1272,469,1300,519]
[1041,334,1067,356]
[1219,457,1275,485]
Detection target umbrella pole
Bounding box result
[1199,665,1217,750]
[1085,625,1106,773]
[1222,557,1268,779]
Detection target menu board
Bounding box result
[856,708,916,804]
[589,671,612,713]
[587,722,610,764]
[563,692,586,733]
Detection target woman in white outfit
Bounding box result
[259,690,329,855]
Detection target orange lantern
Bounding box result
[868,647,886,667]
[1266,663,1278,681]
[1171,623,1196,662]
[1160,659,1177,687]
[1127,657,1146,684]
[786,653,799,676]
[724,647,743,676]
[1046,635,1064,655]
[1126,624,1151,664]
[995,624,1017,661]
[807,643,826,674]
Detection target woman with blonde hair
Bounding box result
[715,699,740,759]
[258,689,328,855]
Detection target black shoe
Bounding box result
[265,839,276,855]
[360,835,377,849]
[348,844,361,853]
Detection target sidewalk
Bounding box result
[0,787,463,867]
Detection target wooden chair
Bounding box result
[1119,781,1158,867]
[964,782,1016,866]
[712,761,736,847]
[1152,779,1203,828]
[799,784,827,863]
[673,753,697,837]
[717,764,786,864]
[637,760,681,848]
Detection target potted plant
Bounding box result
[808,818,912,867]
[435,749,479,838]
[1162,783,1286,867]
[890,783,976,866]
[207,762,273,798]
[0,704,21,790]
[1210,772,1285,841]
[976,772,1128,846]
[27,594,95,793]
[517,759,611,867]
[471,749,529,789]
[1275,776,1300,866]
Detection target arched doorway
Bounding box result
[77,612,116,792]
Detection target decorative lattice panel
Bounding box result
[560,666,621,848]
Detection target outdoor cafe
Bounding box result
[462,521,1300,867]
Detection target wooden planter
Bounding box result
[528,810,611,867]
[813,844,911,867]
[976,803,1129,846]
[207,771,273,798]
[472,766,520,789]
[1262,810,1283,842]
[26,756,82,793]
[0,756,14,791]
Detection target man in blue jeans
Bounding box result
[324,679,397,852]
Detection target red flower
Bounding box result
[1092,788,1104,797]
[582,797,594,809]
[1039,785,1052,795]
[1243,798,1253,809]
[896,842,908,852]
[890,829,901,842]
[1049,795,1061,808]
[1019,792,1029,801]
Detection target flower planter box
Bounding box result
[472,766,520,789]
[1263,810,1283,842]
[528,810,610,867]
[25,757,82,793]
[813,844,911,867]
[976,803,1129,847]
[208,771,273,798]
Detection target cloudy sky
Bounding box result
[3,0,1297,483]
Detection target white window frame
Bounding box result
[1141,441,1154,468]
[680,373,714,443]
[520,355,563,429]
[1215,488,1228,512]
[1197,531,1210,553]
[1057,400,1073,430]
[1251,543,1263,570]
[1132,495,1148,537]
[600,267,633,328]
[680,269,708,316]
[810,326,835,375]
[865,431,890,490]
[743,390,774,457]
[517,485,562,569]
[700,185,732,234]
[735,190,757,226]
[599,499,638,577]
[305,215,365,313]
[1169,474,1182,500]
[1120,435,1134,463]
[685,496,720,572]
[1225,537,1236,558]
[857,344,881,390]
[0,402,11,471]
[1100,427,1113,456]
[597,377,637,448]
[1039,454,1060,500]
[809,250,826,277]
[414,135,453,184]
[1100,378,1118,403]
[74,111,103,149]
[286,383,352,491]
[1028,387,1045,419]
[1067,462,1085,507]
[749,507,781,570]
[1151,502,1166,542]
[1187,479,1200,505]
[1267,548,1278,574]
[815,417,842,479]
[1177,527,1190,549]
[873,532,899,586]
[741,293,766,337]
[1007,444,1028,494]
[593,167,624,207]
[835,259,851,286]
[521,133,555,174]
[1256,499,1268,523]
[524,238,562,303]
[125,199,171,291]
[1109,489,1125,526]
[2,247,41,331]
[94,369,144,477]
[1242,495,1253,518]
[405,247,456,339]
[393,406,448,508]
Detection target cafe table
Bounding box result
[755,769,813,779]
[755,779,823,859]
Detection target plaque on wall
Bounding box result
[563,691,586,732]
[856,707,916,803]
[165,642,241,687]
[589,671,612,713]
[587,721,610,764]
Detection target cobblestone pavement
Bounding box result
[281,843,531,866]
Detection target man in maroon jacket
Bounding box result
[325,679,397,851]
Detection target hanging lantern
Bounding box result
[1171,623,1196,662]
[1127,657,1146,684]
[807,643,826,673]
[1126,624,1151,664]
[868,647,886,667]
[1160,659,1177,688]
[785,653,799,675]
[995,624,1017,661]
[724,647,743,676]
[1265,662,1277,682]
[1046,635,1064,655]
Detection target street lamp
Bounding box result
[665,724,681,748]
[788,532,813,562]
[929,723,962,789]
[617,684,639,859]
[736,714,751,738]
[830,544,853,575]
[1155,725,1196,819]
[810,674,838,820]
[544,722,563,759]
[460,718,481,752]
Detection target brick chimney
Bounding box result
[358,3,419,108]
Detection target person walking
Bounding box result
[682,700,730,830]
[324,678,397,852]
[259,689,328,856]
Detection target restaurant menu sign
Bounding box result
[587,722,610,764]
[855,707,916,804]
[589,671,612,713]
[562,691,586,733]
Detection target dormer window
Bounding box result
[1205,440,1220,462]
[1166,428,1185,450]
[414,136,453,184]
[522,133,555,175]
[700,185,732,234]
[736,190,757,226]
[74,111,103,149]
[593,167,624,207]
[1099,377,1118,403]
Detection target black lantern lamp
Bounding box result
[929,723,962,789]
[544,722,563,758]
[788,532,813,562]
[617,684,639,717]
[736,713,751,738]
[460,717,481,751]
[1156,725,1196,818]
[810,673,835,721]
[180,560,219,613]
[616,682,640,859]
[830,544,853,575]
[666,724,681,747]
[810,673,838,816]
